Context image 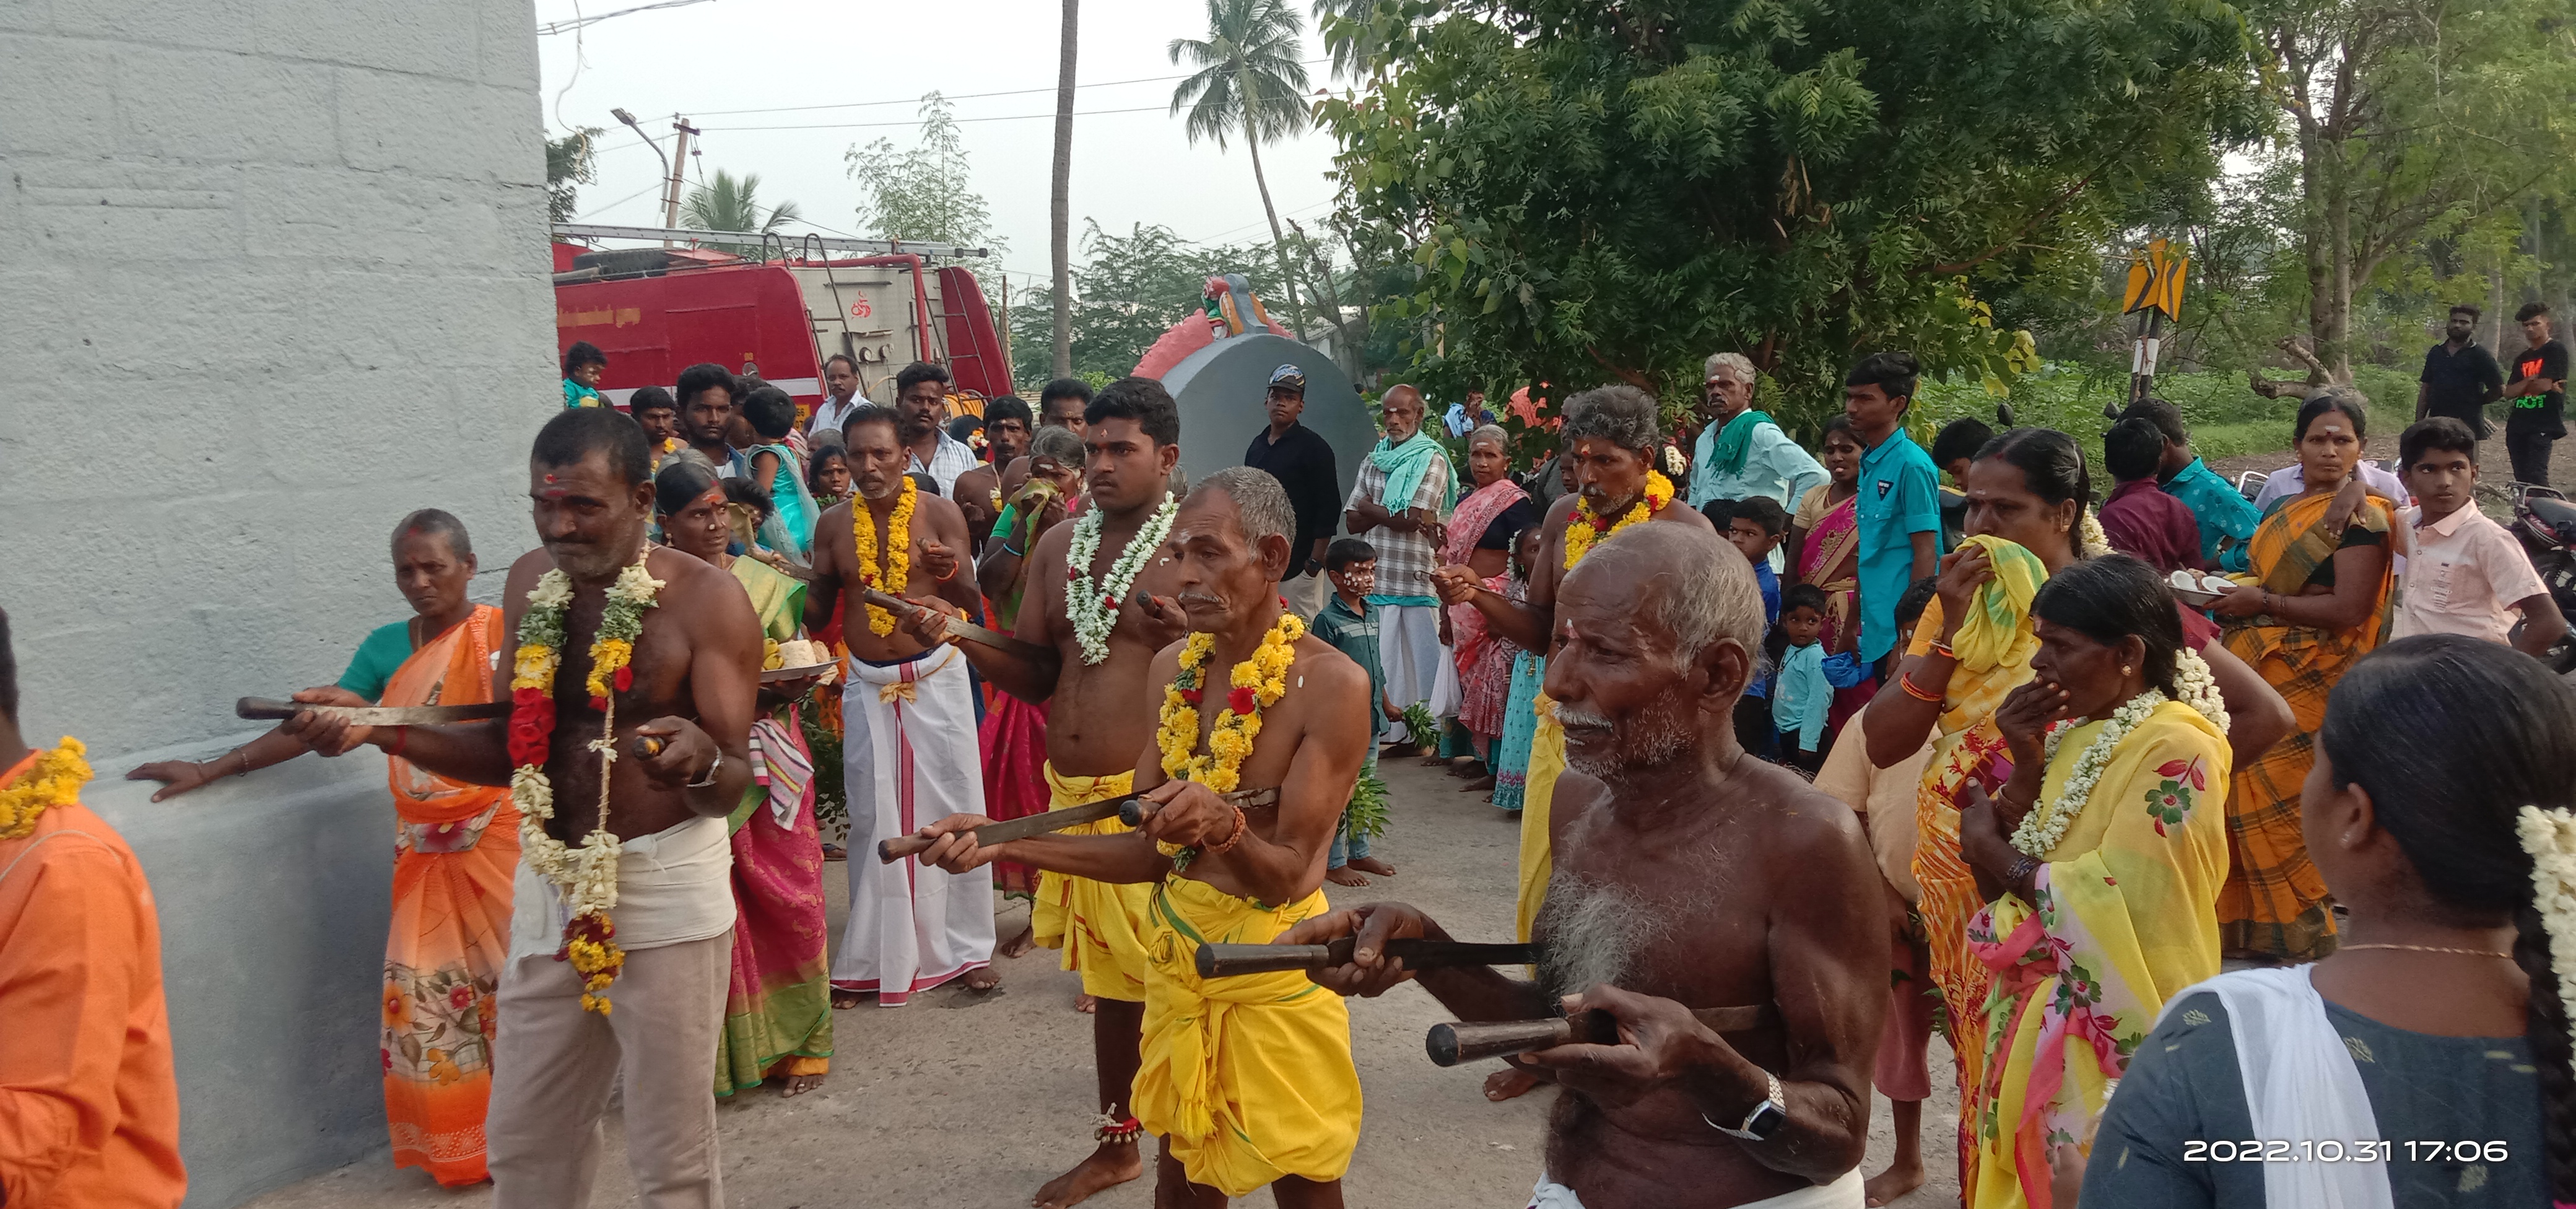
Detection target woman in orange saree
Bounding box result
[376,600,518,1185]
[2208,390,2393,964]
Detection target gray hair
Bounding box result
[1028,425,1084,466]
[1703,352,1756,383]
[1467,423,1510,452]
[1560,385,1663,455]
[1191,466,1295,546]
[393,508,472,559]
[1590,523,1762,669]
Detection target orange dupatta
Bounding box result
[381,606,510,828]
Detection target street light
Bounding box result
[611,108,674,247]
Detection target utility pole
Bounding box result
[663,116,699,235]
[611,107,672,247]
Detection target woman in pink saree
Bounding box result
[1437,426,1537,785]
[1788,416,1875,733]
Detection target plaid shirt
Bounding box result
[1344,453,1453,598]
[909,430,981,498]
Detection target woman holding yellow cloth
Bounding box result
[1863,429,2289,1199]
[2208,388,2395,963]
[1951,556,2232,1209]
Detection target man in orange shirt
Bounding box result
[0,606,186,1208]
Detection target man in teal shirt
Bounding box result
[2123,397,2260,571]
[1845,352,1942,665]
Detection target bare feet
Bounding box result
[1445,757,1483,777]
[1419,753,1448,766]
[963,966,1002,993]
[1348,855,1396,877]
[1458,775,1495,791]
[1863,1159,1926,1206]
[1032,1141,1142,1208]
[820,843,847,862]
[1075,993,1099,1015]
[999,923,1036,959]
[779,1072,827,1098]
[830,989,867,1010]
[1483,1067,1539,1101]
[1326,865,1372,887]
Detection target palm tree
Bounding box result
[1170,0,1312,336]
[1051,0,1079,379]
[1308,0,1380,82]
[681,169,801,254]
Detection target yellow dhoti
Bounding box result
[1029,764,1152,1002]
[1512,699,1567,943]
[1133,875,1360,1197]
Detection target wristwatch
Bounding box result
[1705,1071,1789,1141]
[686,751,724,789]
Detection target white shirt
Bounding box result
[2394,503,2549,644]
[909,430,981,498]
[808,394,863,438]
[2250,460,2407,512]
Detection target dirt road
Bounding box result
[249,754,1958,1208]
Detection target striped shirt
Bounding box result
[909,430,981,498]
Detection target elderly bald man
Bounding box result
[1290,522,1884,1209]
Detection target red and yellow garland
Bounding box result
[853,476,918,636]
[1561,469,1674,569]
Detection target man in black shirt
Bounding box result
[2506,302,2568,487]
[1242,364,1341,616]
[2416,303,2505,437]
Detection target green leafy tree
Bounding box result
[545,127,602,225]
[1170,0,1315,337]
[847,92,999,248]
[2236,0,2576,391]
[680,169,802,255]
[1321,0,2260,434]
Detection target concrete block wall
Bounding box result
[0,1,554,1203]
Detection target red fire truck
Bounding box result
[550,223,1011,422]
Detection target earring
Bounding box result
[2121,665,2133,675]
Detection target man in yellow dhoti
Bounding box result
[915,467,1373,1205]
[920,378,1190,1207]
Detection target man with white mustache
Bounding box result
[1287,523,1887,1209]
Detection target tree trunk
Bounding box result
[1049,0,1078,380]
[1244,115,1304,339]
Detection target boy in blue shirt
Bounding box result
[1771,584,1834,774]
[1845,352,1942,668]
[1309,538,1399,885]
[2121,396,2261,570]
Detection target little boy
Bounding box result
[1769,584,1834,773]
[2392,417,2564,655]
[1809,577,1941,1207]
[1721,497,1790,624]
[1930,416,1993,552]
[1310,538,1399,884]
[2097,416,2206,574]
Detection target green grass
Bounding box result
[1916,363,2419,473]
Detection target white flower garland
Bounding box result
[516,558,661,923]
[1064,492,1178,666]
[2008,648,2232,859]
[2518,805,2576,1015]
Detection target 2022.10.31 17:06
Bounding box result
[2181,1139,2511,1163]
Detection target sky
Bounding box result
[535,0,1347,296]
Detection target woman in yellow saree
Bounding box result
[661,466,836,1096]
[2208,389,2393,962]
[1952,556,2232,1209]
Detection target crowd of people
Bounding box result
[4,316,2574,1209]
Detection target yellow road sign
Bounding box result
[2121,238,2188,320]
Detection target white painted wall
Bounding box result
[0,1,554,1203]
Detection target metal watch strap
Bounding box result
[1704,1071,1786,1140]
[685,751,723,788]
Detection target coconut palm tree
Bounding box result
[1169,0,1312,335]
[1051,0,1079,378]
[681,169,801,254]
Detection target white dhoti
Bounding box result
[1528,1169,1862,1208]
[1374,601,1445,723]
[831,645,996,1006]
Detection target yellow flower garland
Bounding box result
[1157,611,1304,793]
[853,476,918,636]
[0,738,92,840]
[1560,469,1674,569]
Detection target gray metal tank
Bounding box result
[1160,332,1373,515]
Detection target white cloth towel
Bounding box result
[2151,966,2395,1209]
[508,813,736,960]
